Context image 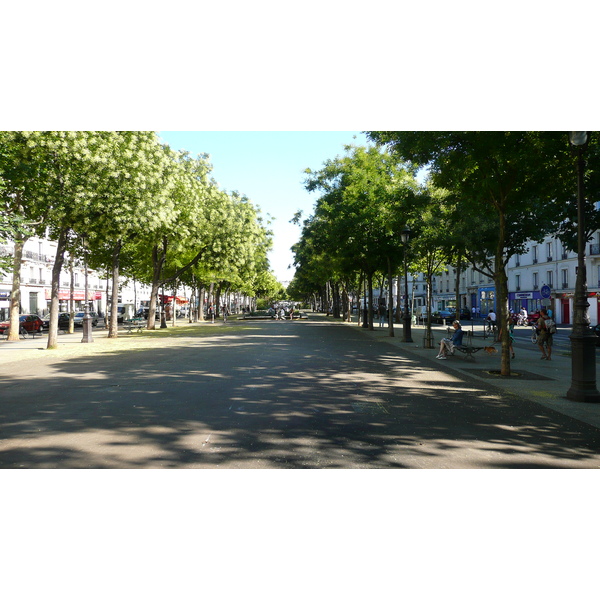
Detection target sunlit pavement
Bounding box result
[1,315,599,468]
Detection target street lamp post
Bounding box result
[566,132,600,403]
[400,226,413,343]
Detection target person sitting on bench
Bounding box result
[436,320,463,360]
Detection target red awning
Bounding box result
[159,295,189,304]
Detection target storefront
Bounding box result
[44,288,103,312]
[509,290,553,318]
[479,286,496,316]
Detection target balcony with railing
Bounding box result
[23,250,52,263]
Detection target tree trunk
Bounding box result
[7,235,27,342]
[454,260,462,322]
[357,273,363,326]
[198,286,206,321]
[367,271,374,331]
[424,272,435,349]
[387,256,395,337]
[104,266,110,328]
[496,214,511,376]
[68,254,75,333]
[147,239,167,330]
[47,227,70,349]
[395,271,402,324]
[332,282,341,318]
[108,239,122,338]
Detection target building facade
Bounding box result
[0,235,154,320]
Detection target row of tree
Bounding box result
[0,131,280,348]
[288,132,600,376]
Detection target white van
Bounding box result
[109,303,136,323]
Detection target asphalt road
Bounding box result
[1,317,600,468]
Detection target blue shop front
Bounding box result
[509,290,546,314]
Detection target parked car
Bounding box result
[459,309,471,320]
[42,312,95,330]
[73,312,99,327]
[592,324,600,347]
[0,314,44,335]
[527,311,541,326]
[42,312,70,330]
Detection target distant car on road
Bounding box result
[432,310,455,324]
[73,312,99,327]
[0,314,43,335]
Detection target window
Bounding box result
[533,272,539,289]
[515,254,520,267]
[546,242,552,261]
[532,246,538,263]
[562,269,569,289]
[515,274,521,291]
[547,271,553,288]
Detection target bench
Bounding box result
[124,319,146,332]
[452,345,485,361]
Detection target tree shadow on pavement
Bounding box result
[1,320,599,468]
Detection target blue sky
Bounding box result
[158,131,370,283]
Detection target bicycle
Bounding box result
[531,325,538,344]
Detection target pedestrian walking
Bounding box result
[222,305,229,322]
[378,305,386,328]
[536,307,553,360]
[208,304,215,324]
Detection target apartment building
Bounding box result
[373,231,600,326]
[0,235,153,320]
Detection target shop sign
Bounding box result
[515,292,533,299]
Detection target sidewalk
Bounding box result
[339,317,600,431]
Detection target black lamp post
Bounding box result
[400,226,413,343]
[566,132,600,403]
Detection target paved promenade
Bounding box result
[347,317,600,431]
[1,315,600,468]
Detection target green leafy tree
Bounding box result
[302,144,418,332]
[368,131,575,374]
